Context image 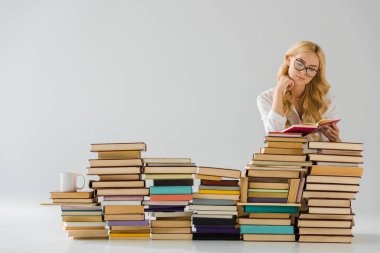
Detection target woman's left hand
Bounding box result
[320,124,341,142]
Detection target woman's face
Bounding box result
[287,51,319,86]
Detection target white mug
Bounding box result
[60,172,85,192]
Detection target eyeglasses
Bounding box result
[293,58,318,77]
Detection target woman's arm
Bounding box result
[272,76,295,116]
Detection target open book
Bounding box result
[281,118,341,136]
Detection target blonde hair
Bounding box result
[278,41,330,131]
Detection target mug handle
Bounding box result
[76,174,85,189]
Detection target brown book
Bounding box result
[240,177,248,203]
[264,141,304,149]
[248,192,288,198]
[195,174,222,181]
[89,159,143,167]
[243,234,295,242]
[308,154,363,164]
[50,191,94,199]
[91,142,146,152]
[151,233,192,240]
[67,230,109,237]
[299,227,352,235]
[265,136,308,143]
[306,175,360,185]
[104,205,144,214]
[298,219,353,228]
[52,198,96,203]
[146,174,194,180]
[248,160,312,167]
[198,167,242,179]
[310,165,363,177]
[247,169,300,178]
[305,183,360,192]
[90,180,145,188]
[238,218,291,226]
[62,216,103,222]
[151,227,192,234]
[303,191,356,199]
[99,174,140,181]
[87,167,141,175]
[298,235,352,243]
[299,213,354,220]
[144,166,197,174]
[253,153,306,162]
[192,193,239,200]
[309,149,363,156]
[261,147,304,155]
[103,214,145,221]
[308,199,351,207]
[287,179,300,203]
[308,141,363,151]
[249,182,289,190]
[308,207,352,215]
[151,220,191,228]
[96,188,149,196]
[143,158,192,163]
[97,150,141,159]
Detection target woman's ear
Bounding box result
[286,56,290,66]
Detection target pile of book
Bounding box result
[143,158,196,240]
[298,141,363,243]
[190,166,241,240]
[50,191,107,239]
[239,132,311,242]
[88,142,150,240]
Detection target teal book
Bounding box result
[244,205,298,213]
[240,225,294,234]
[150,186,192,195]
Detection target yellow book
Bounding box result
[109,233,150,237]
[198,189,240,195]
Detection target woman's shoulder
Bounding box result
[324,87,337,105]
[257,87,275,104]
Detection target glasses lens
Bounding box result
[307,68,318,77]
[294,59,305,71]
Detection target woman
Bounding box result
[257,41,341,142]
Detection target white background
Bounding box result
[1,1,379,252]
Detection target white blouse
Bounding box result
[257,88,339,141]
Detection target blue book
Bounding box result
[244,205,298,213]
[240,225,294,234]
[150,186,193,195]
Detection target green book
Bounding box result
[240,225,294,234]
[150,186,192,195]
[244,205,299,213]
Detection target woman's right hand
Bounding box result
[275,75,295,94]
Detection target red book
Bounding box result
[201,180,239,186]
[281,119,340,136]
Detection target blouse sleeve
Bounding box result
[319,90,339,141]
[257,92,287,134]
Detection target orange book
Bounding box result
[150,194,193,201]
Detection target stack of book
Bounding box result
[88,142,150,240]
[190,166,241,240]
[143,158,196,240]
[298,141,364,243]
[50,191,108,239]
[239,132,311,242]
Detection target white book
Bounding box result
[195,211,238,215]
[63,222,107,227]
[101,200,142,206]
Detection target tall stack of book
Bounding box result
[239,132,311,242]
[50,191,108,239]
[190,166,241,240]
[143,158,196,240]
[88,142,150,240]
[298,141,363,243]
